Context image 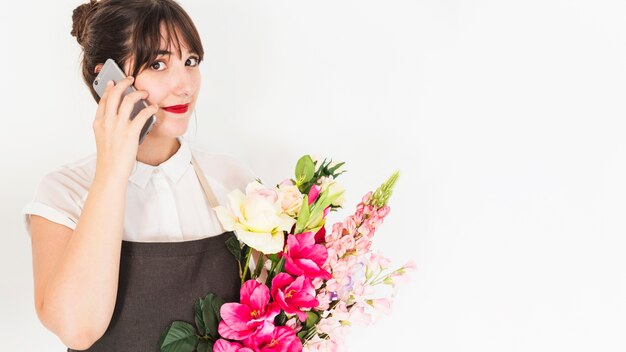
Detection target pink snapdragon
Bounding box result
[283,232,331,280]
[271,273,319,322]
[219,280,281,340]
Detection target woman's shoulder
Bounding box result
[40,153,97,194]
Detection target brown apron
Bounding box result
[69,153,241,351]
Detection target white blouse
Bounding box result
[22,136,257,242]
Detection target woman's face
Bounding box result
[122,30,201,140]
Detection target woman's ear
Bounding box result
[94,63,104,74]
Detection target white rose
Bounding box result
[213,180,296,254]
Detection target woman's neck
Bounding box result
[136,135,181,166]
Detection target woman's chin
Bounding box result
[152,114,190,137]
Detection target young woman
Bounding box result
[22,0,255,350]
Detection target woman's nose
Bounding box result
[169,65,195,98]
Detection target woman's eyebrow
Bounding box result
[156,49,199,56]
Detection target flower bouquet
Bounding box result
[158,155,414,352]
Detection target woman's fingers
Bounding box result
[94,80,115,122]
[105,76,135,121]
[116,90,150,126]
[130,104,158,135]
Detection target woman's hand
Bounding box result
[92,76,158,181]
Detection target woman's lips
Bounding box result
[162,104,189,114]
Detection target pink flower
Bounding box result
[311,277,324,289]
[342,217,357,234]
[326,223,343,242]
[214,339,254,352]
[339,234,355,254]
[284,232,331,280]
[355,237,372,252]
[219,280,281,340]
[244,322,303,352]
[284,317,301,332]
[315,289,332,311]
[325,278,341,292]
[361,191,373,204]
[403,260,418,271]
[271,273,319,322]
[313,225,326,244]
[347,304,373,326]
[370,298,392,315]
[377,205,390,217]
[307,184,321,205]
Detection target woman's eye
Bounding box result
[150,61,166,71]
[187,57,200,67]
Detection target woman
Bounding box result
[22,0,255,350]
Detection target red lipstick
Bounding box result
[163,104,189,114]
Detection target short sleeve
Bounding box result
[22,170,87,236]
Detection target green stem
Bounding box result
[241,248,252,285]
[365,270,384,286]
[369,268,401,286]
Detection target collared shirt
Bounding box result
[21,136,257,242]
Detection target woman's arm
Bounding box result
[30,66,157,350]
[30,171,128,350]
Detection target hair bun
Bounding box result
[71,0,99,46]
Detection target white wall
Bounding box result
[1,0,625,351]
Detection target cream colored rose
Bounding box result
[213,180,296,254]
[278,180,304,217]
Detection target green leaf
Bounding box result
[325,189,345,206]
[295,195,310,234]
[327,161,345,174]
[196,340,208,352]
[304,190,345,229]
[304,311,321,329]
[295,155,315,186]
[296,326,317,342]
[225,235,242,262]
[252,253,265,279]
[196,339,214,352]
[274,310,287,326]
[194,299,207,337]
[201,293,225,340]
[158,321,198,352]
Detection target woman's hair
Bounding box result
[70,0,204,102]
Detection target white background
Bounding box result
[1,0,625,351]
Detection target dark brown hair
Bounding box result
[70,0,204,102]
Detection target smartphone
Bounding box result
[92,58,156,145]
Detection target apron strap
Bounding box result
[190,153,222,222]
